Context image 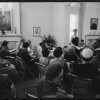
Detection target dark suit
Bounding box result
[72,62,98,79]
[17,48,32,66]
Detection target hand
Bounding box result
[57,88,66,94]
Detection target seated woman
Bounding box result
[0,57,24,84]
[37,63,73,98]
[50,47,63,64]
[49,47,71,92]
[27,40,34,55]
[17,41,33,66]
[18,38,25,51]
[39,48,50,67]
[0,41,24,83]
[37,42,45,58]
[0,40,16,58]
[92,38,100,56]
[17,41,40,78]
[50,47,69,73]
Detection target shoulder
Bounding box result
[38,76,46,85]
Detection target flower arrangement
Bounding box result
[42,34,57,49]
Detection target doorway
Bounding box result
[69,14,79,42]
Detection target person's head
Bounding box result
[1,40,9,48]
[81,39,84,43]
[73,29,77,36]
[39,42,44,47]
[80,47,94,62]
[46,63,63,84]
[92,38,100,49]
[63,46,67,54]
[22,41,30,49]
[20,38,25,43]
[53,47,63,58]
[42,48,49,57]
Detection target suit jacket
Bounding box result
[17,48,32,66]
[72,62,98,79]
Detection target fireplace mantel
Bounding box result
[85,35,100,46]
[0,35,21,50]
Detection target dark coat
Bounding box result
[17,48,32,66]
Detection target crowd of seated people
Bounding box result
[37,63,73,98]
[21,37,100,99]
[1,35,100,99]
[36,37,100,99]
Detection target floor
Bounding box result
[15,77,100,99]
[16,78,39,99]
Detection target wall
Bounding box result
[20,2,69,47]
[82,2,100,40]
[12,3,20,35]
[20,3,52,47]
[52,3,66,47]
[20,2,100,48]
[69,5,80,42]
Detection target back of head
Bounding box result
[22,41,29,48]
[39,42,44,46]
[20,38,25,43]
[46,63,62,81]
[42,48,49,57]
[80,47,94,62]
[53,47,63,58]
[1,40,9,47]
[81,39,84,43]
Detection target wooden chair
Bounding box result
[69,73,92,99]
[0,74,16,99]
[16,56,35,79]
[66,61,93,98]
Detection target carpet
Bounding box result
[16,78,39,99]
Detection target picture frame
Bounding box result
[90,18,98,30]
[85,35,100,46]
[33,27,41,37]
[0,9,13,33]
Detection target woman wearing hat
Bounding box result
[71,29,79,46]
[0,40,16,58]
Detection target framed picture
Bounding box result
[85,35,100,46]
[33,27,41,37]
[0,9,13,33]
[90,18,98,30]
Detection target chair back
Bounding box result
[69,73,92,99]
[34,62,46,78]
[16,56,35,79]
